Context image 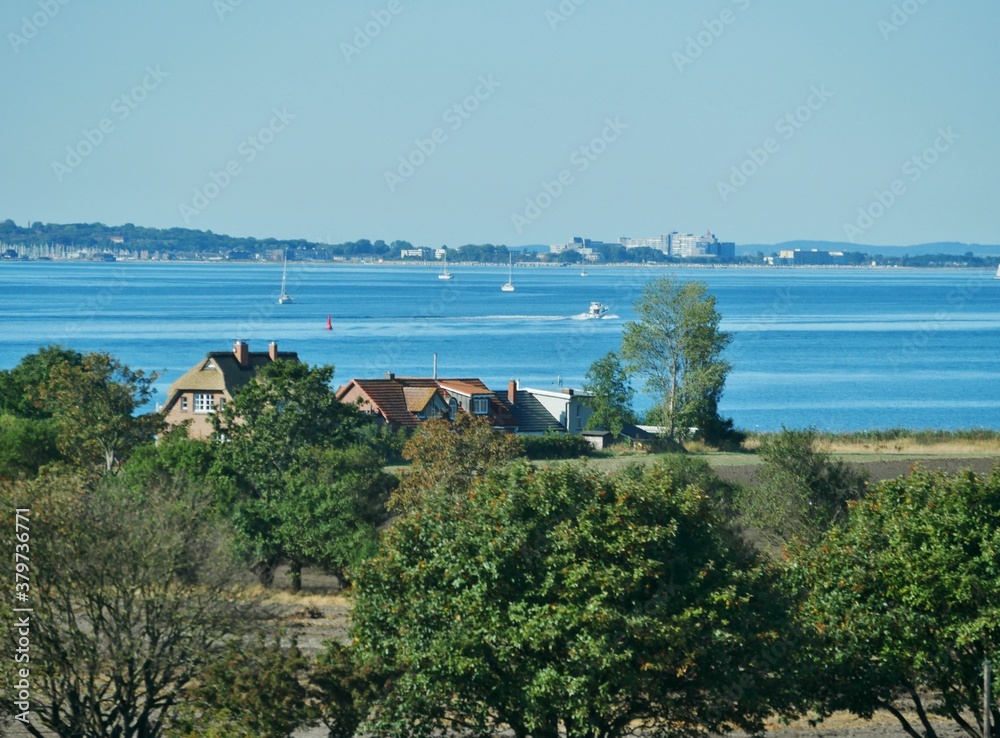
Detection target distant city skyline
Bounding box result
[2,2,997,248]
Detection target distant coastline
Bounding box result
[2,219,998,269]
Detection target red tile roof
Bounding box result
[337,377,518,430]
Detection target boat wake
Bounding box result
[571,313,619,321]
[413,314,571,322]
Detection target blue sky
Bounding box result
[2,1,997,248]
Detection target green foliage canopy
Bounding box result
[621,278,733,443]
[391,413,524,511]
[738,427,868,544]
[788,468,1000,738]
[353,461,799,738]
[582,350,636,438]
[211,359,385,587]
[34,351,161,473]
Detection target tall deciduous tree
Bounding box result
[353,461,800,738]
[211,359,385,588]
[34,351,161,473]
[621,277,732,442]
[788,468,1000,738]
[0,473,259,738]
[582,350,636,438]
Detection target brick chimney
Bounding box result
[508,379,517,404]
[268,341,279,361]
[234,341,249,368]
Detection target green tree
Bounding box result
[582,350,636,438]
[737,427,867,545]
[390,413,524,511]
[311,641,382,738]
[353,461,800,738]
[167,634,316,738]
[275,445,395,588]
[119,423,217,492]
[0,472,259,738]
[34,351,161,473]
[788,468,1000,738]
[0,414,60,479]
[211,359,382,588]
[621,277,733,443]
[0,345,83,419]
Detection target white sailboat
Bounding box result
[995,264,1000,279]
[277,251,293,304]
[438,251,453,280]
[501,253,515,292]
[580,267,588,277]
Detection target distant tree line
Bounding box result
[4,220,1000,268]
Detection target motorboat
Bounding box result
[586,301,608,318]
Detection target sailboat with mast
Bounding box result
[277,250,293,304]
[501,253,515,292]
[438,250,453,280]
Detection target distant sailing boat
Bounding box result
[325,315,332,331]
[580,267,588,277]
[995,264,1000,279]
[501,254,515,292]
[277,251,293,304]
[438,251,453,280]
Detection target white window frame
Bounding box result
[472,396,489,415]
[194,393,215,413]
[180,396,188,412]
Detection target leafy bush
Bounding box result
[737,427,867,544]
[0,414,60,479]
[167,634,315,738]
[521,431,593,460]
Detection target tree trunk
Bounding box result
[255,560,277,587]
[287,559,302,593]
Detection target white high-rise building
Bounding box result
[618,235,669,253]
[667,232,698,258]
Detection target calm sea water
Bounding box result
[1,261,998,432]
